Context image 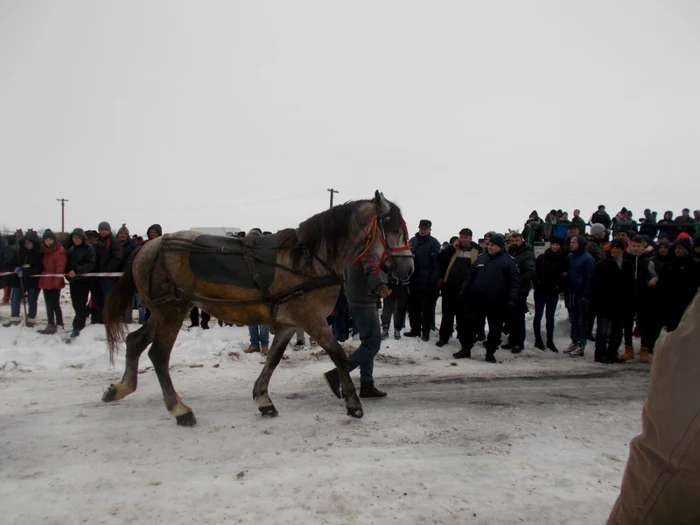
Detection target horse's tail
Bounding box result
[103,249,138,365]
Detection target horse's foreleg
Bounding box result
[102,318,156,402]
[147,315,196,426]
[253,326,295,417]
[306,325,363,419]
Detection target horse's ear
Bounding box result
[374,191,391,215]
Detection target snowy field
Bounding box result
[0,296,650,525]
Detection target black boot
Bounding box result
[403,330,420,338]
[535,340,546,351]
[485,352,497,363]
[435,339,448,348]
[453,348,471,359]
[547,341,559,353]
[511,345,524,354]
[500,342,515,350]
[420,332,430,342]
[360,384,387,398]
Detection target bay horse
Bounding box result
[102,191,413,426]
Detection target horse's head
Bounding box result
[370,190,414,281]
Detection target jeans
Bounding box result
[92,278,116,323]
[568,293,589,348]
[248,325,270,347]
[70,280,92,330]
[43,289,63,326]
[347,304,382,385]
[11,286,39,319]
[381,284,409,331]
[533,290,559,344]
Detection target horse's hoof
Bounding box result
[102,385,118,403]
[176,412,197,426]
[259,406,279,417]
[346,406,364,419]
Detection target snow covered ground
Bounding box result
[0,296,649,525]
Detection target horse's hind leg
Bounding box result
[148,310,196,426]
[253,326,295,417]
[304,323,363,418]
[102,318,156,402]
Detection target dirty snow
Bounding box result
[0,295,648,524]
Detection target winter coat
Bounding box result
[626,254,657,310]
[566,236,595,296]
[523,218,544,245]
[657,217,678,241]
[409,233,441,292]
[676,216,696,237]
[344,253,388,307]
[571,216,587,234]
[638,217,658,239]
[651,252,671,275]
[461,251,520,304]
[660,243,700,318]
[590,211,612,230]
[533,249,568,294]
[0,236,16,288]
[439,242,481,290]
[66,240,97,281]
[10,232,43,290]
[38,244,67,290]
[94,233,124,273]
[509,243,536,294]
[585,235,606,263]
[589,256,633,319]
[612,214,635,237]
[121,239,137,261]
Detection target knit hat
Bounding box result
[658,232,669,240]
[550,236,565,246]
[674,237,691,255]
[70,228,87,240]
[677,232,692,241]
[459,228,473,237]
[489,234,505,250]
[42,229,56,241]
[657,239,671,249]
[98,221,111,232]
[117,223,130,236]
[590,223,606,236]
[610,239,626,251]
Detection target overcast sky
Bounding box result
[1,1,699,242]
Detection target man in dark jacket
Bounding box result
[66,228,97,337]
[566,235,595,356]
[92,221,124,323]
[571,209,587,235]
[532,237,568,352]
[504,232,536,352]
[590,239,632,364]
[676,208,696,237]
[454,234,520,363]
[436,228,482,347]
[405,219,441,341]
[2,231,43,327]
[324,250,391,399]
[660,237,700,332]
[591,205,612,241]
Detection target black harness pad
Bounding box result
[188,234,279,288]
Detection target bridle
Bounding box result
[352,207,413,274]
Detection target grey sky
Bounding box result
[1,1,699,243]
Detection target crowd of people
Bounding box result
[1,205,699,381]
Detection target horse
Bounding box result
[102,191,414,426]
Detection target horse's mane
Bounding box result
[276,197,404,268]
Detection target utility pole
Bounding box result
[56,198,68,232]
[327,188,338,209]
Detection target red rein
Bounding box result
[352,213,412,274]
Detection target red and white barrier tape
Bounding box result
[0,272,123,278]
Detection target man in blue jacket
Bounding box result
[404,219,441,341]
[565,235,595,357]
[454,234,520,363]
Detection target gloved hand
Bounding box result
[14,267,22,277]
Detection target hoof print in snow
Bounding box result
[236,471,246,479]
[450,362,458,366]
